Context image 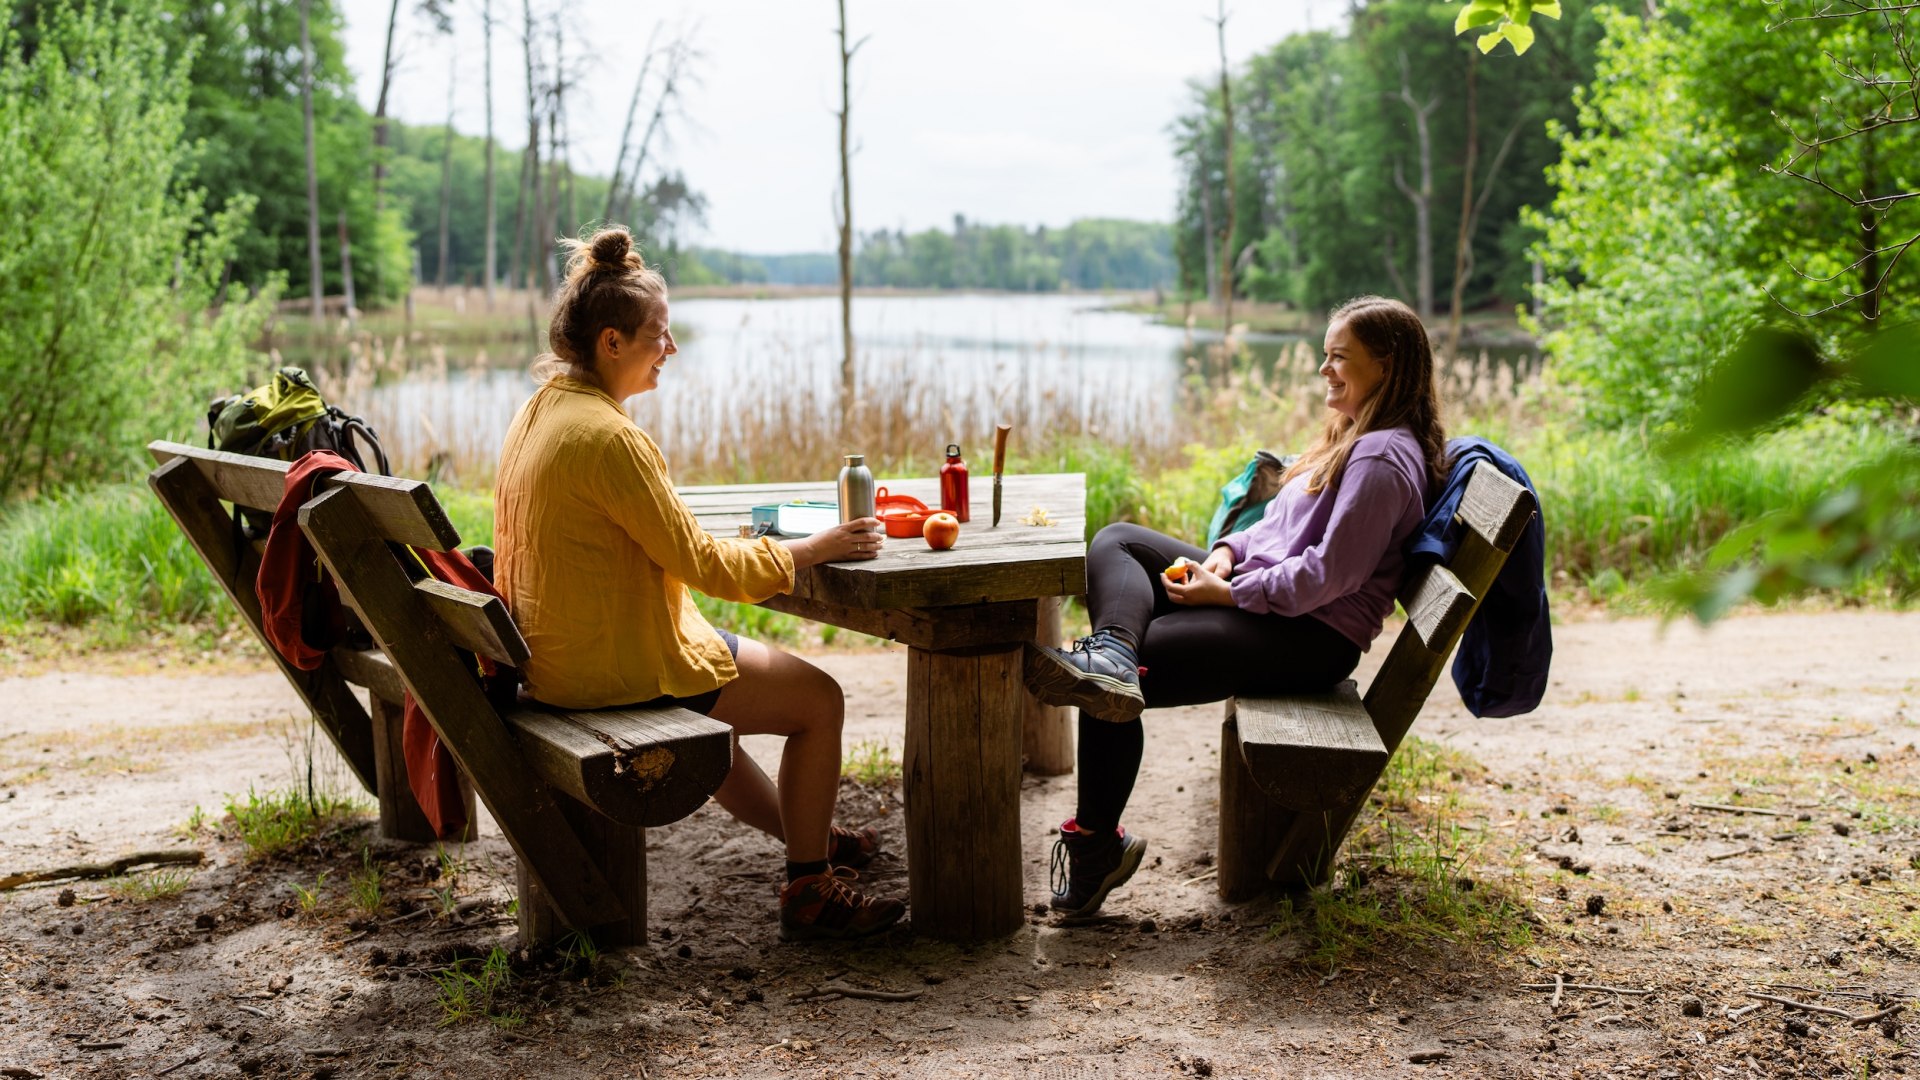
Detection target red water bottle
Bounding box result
[939,443,970,522]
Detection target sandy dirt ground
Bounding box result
[1,609,1917,1078]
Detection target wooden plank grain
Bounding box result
[1457,465,1534,554]
[149,440,461,551]
[757,594,1040,650]
[1398,564,1474,655]
[414,580,531,667]
[503,705,732,828]
[147,456,379,793]
[1234,682,1388,812]
[298,485,627,931]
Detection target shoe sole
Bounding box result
[777,907,906,943]
[1022,644,1145,723]
[1051,833,1148,917]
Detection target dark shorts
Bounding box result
[626,627,739,716]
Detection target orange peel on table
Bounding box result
[1020,505,1056,527]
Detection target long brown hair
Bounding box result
[1282,295,1447,496]
[530,225,667,385]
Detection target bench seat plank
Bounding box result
[1231,681,1388,812]
[504,706,733,828]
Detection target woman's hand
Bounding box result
[1202,544,1234,580]
[1166,560,1235,607]
[784,518,885,568]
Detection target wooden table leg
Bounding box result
[1021,596,1073,776]
[903,640,1026,941]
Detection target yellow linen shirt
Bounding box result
[494,376,795,708]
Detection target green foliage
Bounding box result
[843,740,902,786]
[348,846,383,916]
[171,0,410,304]
[706,217,1176,292]
[106,867,194,902]
[290,870,329,913]
[1452,0,1563,55]
[0,0,277,500]
[223,785,369,859]
[1179,0,1599,314]
[0,482,234,632]
[433,946,522,1029]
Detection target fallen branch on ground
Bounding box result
[1745,992,1859,1020]
[1522,981,1652,996]
[1707,847,1764,863]
[788,980,924,1004]
[1689,802,1794,818]
[1728,1002,1766,1020]
[0,850,203,891]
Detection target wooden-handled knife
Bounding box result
[992,424,1011,527]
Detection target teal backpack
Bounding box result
[1205,450,1295,546]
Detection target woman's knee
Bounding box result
[1091,521,1157,557]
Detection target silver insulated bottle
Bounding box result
[837,453,875,523]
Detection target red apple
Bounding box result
[924,512,960,550]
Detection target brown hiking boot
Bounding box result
[778,867,905,942]
[829,824,880,869]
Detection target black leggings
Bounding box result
[1075,522,1362,833]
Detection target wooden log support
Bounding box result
[1021,596,1073,776]
[1216,714,1297,902]
[516,795,647,947]
[1230,681,1386,812]
[298,485,628,932]
[903,637,1026,941]
[146,454,380,793]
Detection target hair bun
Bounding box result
[589,227,633,269]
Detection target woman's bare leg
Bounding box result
[711,735,784,841]
[706,637,840,863]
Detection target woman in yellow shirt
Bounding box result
[495,227,903,941]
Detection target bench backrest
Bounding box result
[1363,462,1536,750]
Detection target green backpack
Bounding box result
[207,367,389,477]
[1205,450,1296,547]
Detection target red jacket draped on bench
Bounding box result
[257,451,480,839]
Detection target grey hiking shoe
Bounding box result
[1022,628,1145,722]
[1049,818,1148,916]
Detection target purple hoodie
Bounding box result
[1216,427,1430,650]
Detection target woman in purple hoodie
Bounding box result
[1024,295,1449,916]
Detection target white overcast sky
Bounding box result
[338,1,1346,254]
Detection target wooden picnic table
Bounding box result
[677,472,1087,941]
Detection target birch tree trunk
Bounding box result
[436,51,457,289]
[604,28,661,225]
[1391,51,1439,320]
[1215,2,1235,336]
[836,0,862,431]
[299,0,324,322]
[372,0,402,212]
[484,0,497,308]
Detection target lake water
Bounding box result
[339,293,1534,478]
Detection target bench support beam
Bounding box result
[371,695,476,844]
[516,796,647,948]
[1021,597,1073,776]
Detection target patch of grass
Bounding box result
[1270,738,1534,971]
[223,786,371,859]
[843,740,902,786]
[174,804,210,841]
[106,867,194,902]
[348,847,383,917]
[290,870,329,914]
[433,946,523,1030]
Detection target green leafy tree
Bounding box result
[0,0,276,500]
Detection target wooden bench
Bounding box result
[1217,462,1536,899]
[147,440,733,946]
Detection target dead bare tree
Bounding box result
[835,0,868,430]
[436,47,457,288]
[605,24,665,225]
[299,0,324,322]
[484,0,498,308]
[1215,0,1237,335]
[1444,51,1528,361]
[614,38,695,226]
[371,0,403,212]
[1389,50,1440,320]
[520,0,545,293]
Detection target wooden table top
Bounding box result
[677,472,1087,610]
